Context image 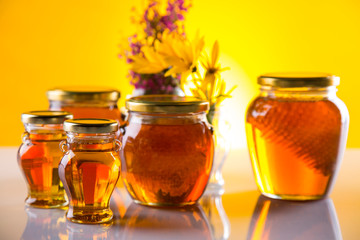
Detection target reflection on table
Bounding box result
[21,207,67,240]
[200,190,231,240]
[247,196,342,240]
[20,187,230,240]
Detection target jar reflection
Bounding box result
[66,221,113,240]
[21,207,67,240]
[122,203,212,240]
[200,191,231,240]
[247,196,342,240]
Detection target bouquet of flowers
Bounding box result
[119,0,235,123]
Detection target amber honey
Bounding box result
[122,121,213,205]
[246,73,349,200]
[59,119,121,224]
[58,106,123,122]
[47,87,124,124]
[19,133,67,208]
[18,111,73,208]
[122,95,214,206]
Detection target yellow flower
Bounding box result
[201,41,230,77]
[129,45,169,74]
[191,41,235,107]
[157,30,205,86]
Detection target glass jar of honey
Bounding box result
[59,119,121,224]
[246,73,349,200]
[120,95,214,206]
[17,111,73,208]
[47,87,124,124]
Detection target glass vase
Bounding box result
[206,110,231,194]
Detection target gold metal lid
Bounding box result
[126,95,209,113]
[258,72,340,88]
[46,86,120,102]
[64,119,119,133]
[21,111,73,124]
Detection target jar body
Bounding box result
[49,100,124,124]
[120,112,214,206]
[59,133,121,224]
[17,124,68,208]
[246,87,349,200]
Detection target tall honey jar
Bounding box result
[17,111,73,208]
[47,87,124,124]
[120,95,214,206]
[246,73,349,200]
[59,119,121,224]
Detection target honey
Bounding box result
[246,73,349,200]
[59,119,121,224]
[17,111,73,208]
[47,87,124,124]
[121,95,214,206]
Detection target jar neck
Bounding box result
[49,100,118,109]
[128,111,208,125]
[259,86,338,100]
[24,123,66,141]
[66,132,117,151]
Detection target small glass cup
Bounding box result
[17,111,73,208]
[246,73,349,200]
[120,95,214,206]
[59,119,121,224]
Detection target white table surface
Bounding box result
[0,147,359,240]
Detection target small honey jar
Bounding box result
[59,119,121,224]
[47,87,124,124]
[120,95,214,206]
[17,111,73,208]
[246,73,349,200]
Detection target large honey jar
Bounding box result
[17,111,73,208]
[59,119,121,224]
[246,73,349,200]
[47,87,124,124]
[120,95,214,206]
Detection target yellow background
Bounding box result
[1,0,359,148]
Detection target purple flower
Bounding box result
[123,0,190,94]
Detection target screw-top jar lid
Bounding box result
[258,72,340,88]
[64,119,119,133]
[46,86,120,102]
[126,95,209,113]
[21,111,73,124]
